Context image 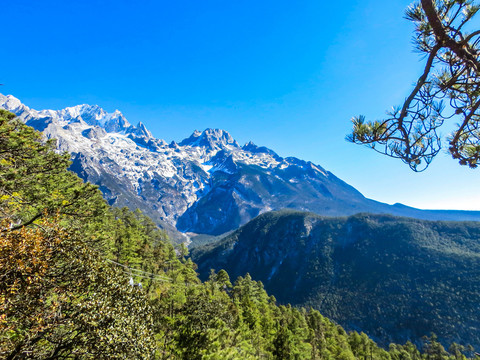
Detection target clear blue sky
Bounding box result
[3,0,480,210]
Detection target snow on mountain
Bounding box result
[0,94,348,232]
[179,128,240,150]
[3,93,480,236]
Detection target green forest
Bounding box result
[191,210,480,349]
[1,108,478,359]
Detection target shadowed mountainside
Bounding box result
[192,210,480,348]
[3,93,480,239]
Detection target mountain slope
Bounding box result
[191,210,480,348]
[2,93,480,237]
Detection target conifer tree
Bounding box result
[349,0,480,171]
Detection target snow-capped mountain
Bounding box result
[3,94,480,237]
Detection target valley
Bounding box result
[2,94,480,354]
[192,210,480,349]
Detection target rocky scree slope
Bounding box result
[2,93,480,238]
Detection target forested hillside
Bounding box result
[1,108,477,359]
[192,210,480,350]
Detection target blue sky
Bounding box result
[3,0,480,210]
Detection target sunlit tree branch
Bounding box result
[348,0,480,171]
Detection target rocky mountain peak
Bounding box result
[3,93,480,238]
[0,94,26,113]
[0,94,131,133]
[242,141,280,159]
[180,128,239,150]
[65,104,131,133]
[126,121,153,138]
[103,112,130,133]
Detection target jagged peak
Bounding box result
[202,128,239,146]
[60,104,131,131]
[60,104,104,119]
[137,121,151,134]
[0,93,132,133]
[126,121,153,138]
[179,128,239,149]
[0,93,30,113]
[242,141,280,159]
[179,130,201,146]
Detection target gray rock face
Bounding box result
[2,93,480,238]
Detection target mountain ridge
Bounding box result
[191,210,480,348]
[2,93,480,238]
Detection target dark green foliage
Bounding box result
[0,111,156,359]
[192,210,480,350]
[0,109,107,231]
[1,110,477,359]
